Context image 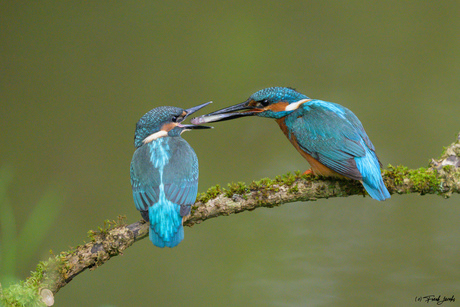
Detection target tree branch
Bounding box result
[1,133,459,306]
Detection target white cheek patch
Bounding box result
[143,130,168,144]
[285,99,310,111]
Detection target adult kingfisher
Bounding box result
[191,87,390,201]
[130,102,212,248]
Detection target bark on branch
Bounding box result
[1,133,459,306]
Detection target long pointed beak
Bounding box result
[182,101,213,130]
[191,100,260,124]
[184,101,213,119]
[180,124,212,130]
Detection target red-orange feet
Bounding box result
[303,169,314,175]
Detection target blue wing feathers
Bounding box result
[288,100,390,200]
[132,192,145,211]
[318,154,362,180]
[177,186,188,204]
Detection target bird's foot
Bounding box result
[303,169,314,176]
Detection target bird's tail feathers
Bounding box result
[355,145,391,201]
[149,224,184,248]
[148,200,184,248]
[362,179,391,201]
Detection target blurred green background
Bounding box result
[1,1,459,306]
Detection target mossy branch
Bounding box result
[2,133,460,306]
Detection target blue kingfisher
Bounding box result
[192,87,390,201]
[131,101,212,247]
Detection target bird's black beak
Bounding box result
[191,100,260,124]
[182,101,213,129]
[180,124,212,130]
[184,101,213,118]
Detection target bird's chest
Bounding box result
[275,117,308,161]
[275,117,291,139]
[275,115,303,146]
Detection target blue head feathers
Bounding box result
[249,87,309,105]
[134,106,186,148]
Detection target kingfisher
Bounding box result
[130,102,212,248]
[191,87,390,201]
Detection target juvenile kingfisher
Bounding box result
[131,102,212,248]
[192,87,390,201]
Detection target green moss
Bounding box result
[248,178,272,189]
[87,215,127,242]
[300,172,316,180]
[344,179,365,196]
[274,172,298,186]
[198,184,222,203]
[409,167,440,194]
[442,165,454,172]
[190,204,197,215]
[384,164,409,186]
[0,257,62,307]
[0,282,45,307]
[224,182,249,198]
[384,164,441,194]
[249,177,282,198]
[288,184,299,193]
[197,170,319,202]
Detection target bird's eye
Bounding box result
[172,116,184,123]
[260,99,270,107]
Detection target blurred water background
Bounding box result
[1,1,459,306]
